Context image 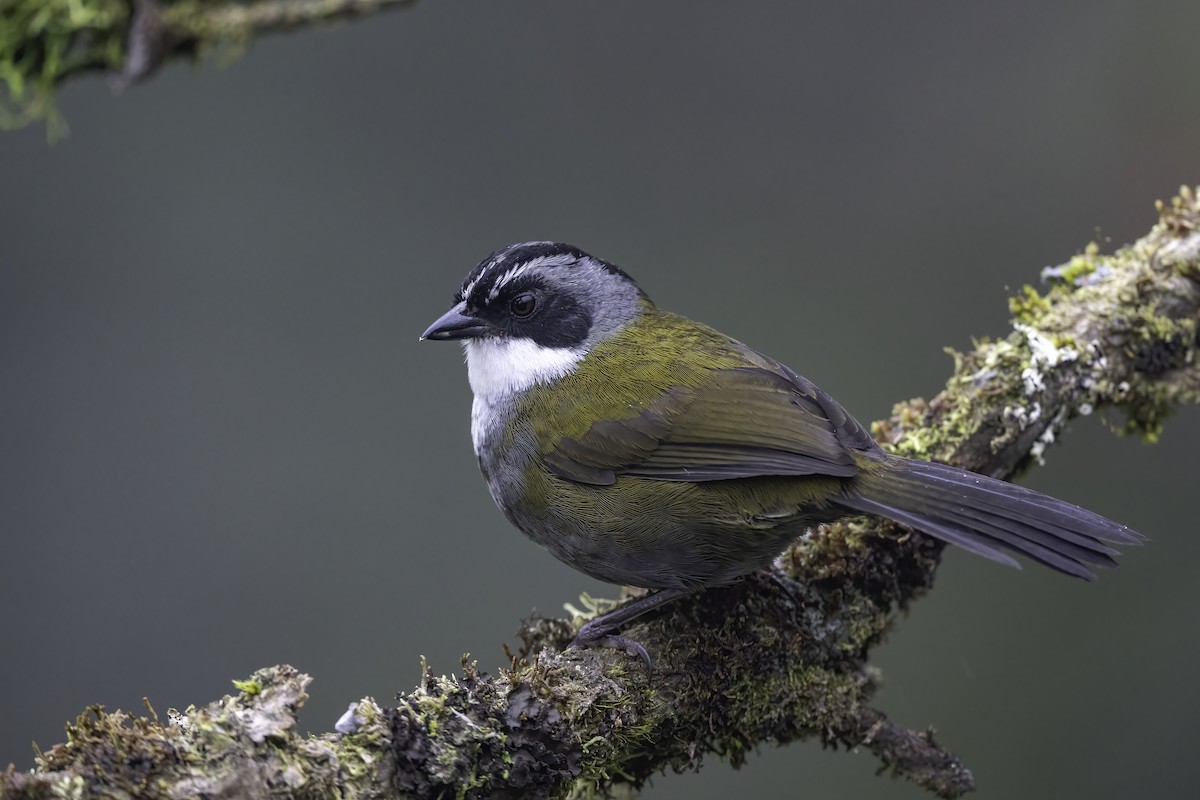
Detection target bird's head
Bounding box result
[421,242,647,399]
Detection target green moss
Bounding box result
[1058,252,1099,283]
[232,677,263,695]
[875,334,1042,467]
[1134,305,1195,344]
[1008,285,1051,324]
[1156,185,1200,238]
[544,532,942,794]
[330,699,387,788]
[722,664,861,748]
[0,0,129,133]
[159,1,257,42]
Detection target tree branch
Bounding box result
[1,0,418,130]
[2,187,1197,799]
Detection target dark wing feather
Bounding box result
[544,366,871,486]
[773,362,880,454]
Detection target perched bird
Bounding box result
[422,242,1144,663]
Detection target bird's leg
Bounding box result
[570,587,694,677]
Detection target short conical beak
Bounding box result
[420,302,491,341]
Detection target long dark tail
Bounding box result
[835,457,1146,579]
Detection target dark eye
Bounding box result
[510,292,537,318]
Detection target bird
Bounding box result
[421,241,1144,666]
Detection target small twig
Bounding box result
[854,708,975,799]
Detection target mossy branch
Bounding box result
[0,0,418,132]
[2,188,1197,799]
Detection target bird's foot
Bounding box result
[570,628,653,677]
[566,587,693,679]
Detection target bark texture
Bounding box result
[2,187,1197,799]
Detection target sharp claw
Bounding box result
[570,632,654,681]
[623,637,653,678]
[565,587,692,680]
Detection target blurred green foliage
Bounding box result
[0,0,129,133]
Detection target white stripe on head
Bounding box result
[459,270,488,304]
[459,251,507,303]
[485,253,579,303]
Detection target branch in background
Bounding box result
[2,188,1197,799]
[0,0,418,133]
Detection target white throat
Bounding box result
[464,338,583,399]
[464,338,584,453]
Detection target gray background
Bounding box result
[3,2,1199,797]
